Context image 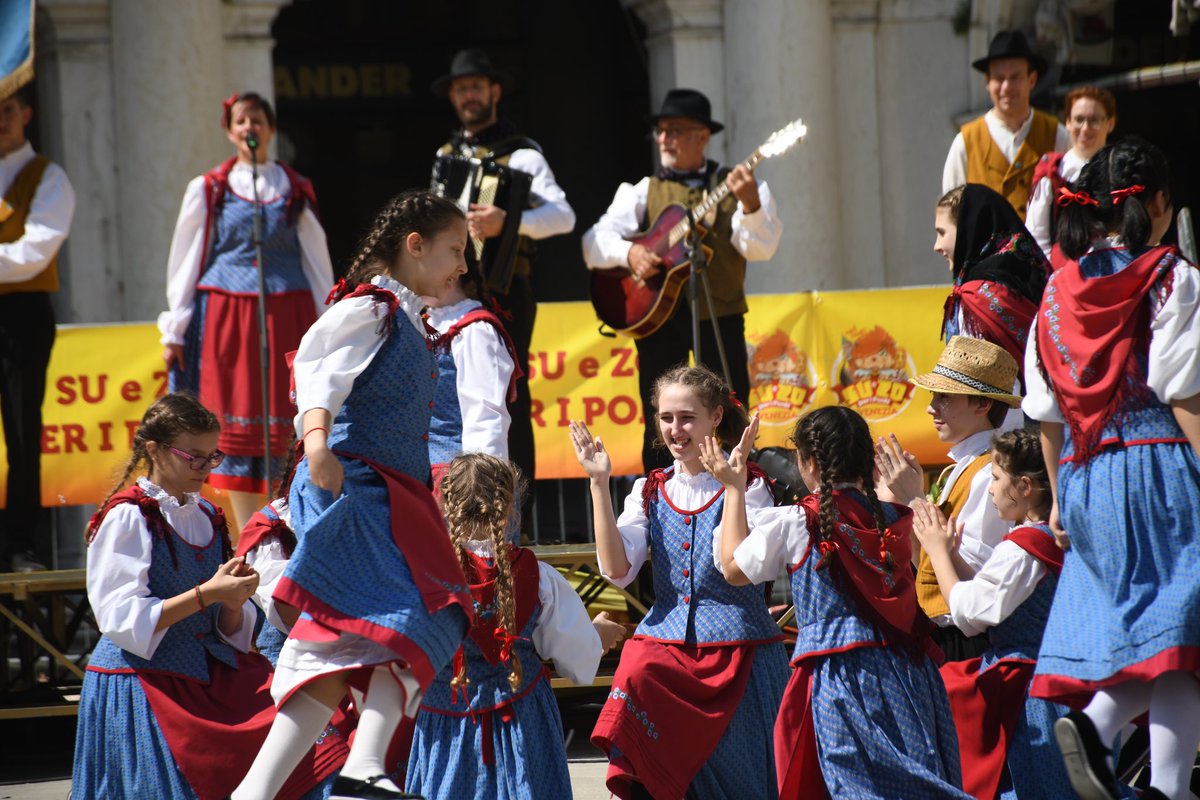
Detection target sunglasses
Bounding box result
[166,445,226,471]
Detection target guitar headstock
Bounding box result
[759,118,807,159]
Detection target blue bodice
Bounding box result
[327,308,437,482]
[197,191,308,295]
[984,523,1059,669]
[88,498,238,682]
[636,479,780,645]
[427,344,463,466]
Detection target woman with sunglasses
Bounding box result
[72,392,348,799]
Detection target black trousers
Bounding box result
[0,292,55,561]
[634,301,750,472]
[493,275,536,534]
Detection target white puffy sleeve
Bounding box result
[581,179,649,270]
[730,180,782,262]
[507,148,575,240]
[453,321,514,457]
[297,206,335,316]
[1026,175,1054,261]
[158,176,207,345]
[0,160,74,283]
[948,540,1047,637]
[711,477,776,568]
[243,535,292,634]
[599,478,651,589]
[87,504,170,659]
[291,293,390,436]
[732,505,811,585]
[953,465,1007,573]
[942,133,967,193]
[1022,320,1065,424]
[532,562,603,686]
[1148,261,1200,403]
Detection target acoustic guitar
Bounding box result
[589,118,807,338]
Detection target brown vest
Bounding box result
[645,171,747,320]
[915,453,993,619]
[436,139,535,280]
[0,155,58,295]
[963,110,1058,220]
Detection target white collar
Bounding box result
[136,476,202,511]
[669,460,723,488]
[229,158,277,172]
[0,140,33,168]
[426,297,482,326]
[986,107,1034,135]
[947,428,996,463]
[370,274,427,319]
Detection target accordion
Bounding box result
[431,155,533,295]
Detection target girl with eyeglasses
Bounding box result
[72,391,348,799]
[1025,86,1117,269]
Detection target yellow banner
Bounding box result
[0,287,953,506]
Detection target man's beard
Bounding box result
[457,99,496,128]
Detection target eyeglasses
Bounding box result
[166,445,226,471]
[653,125,706,139]
[1068,115,1109,128]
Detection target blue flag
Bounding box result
[0,0,35,100]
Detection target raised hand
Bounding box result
[875,434,924,504]
[569,420,612,480]
[911,499,959,556]
[699,414,759,487]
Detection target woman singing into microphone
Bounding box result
[158,92,334,530]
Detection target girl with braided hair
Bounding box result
[405,453,622,799]
[915,428,1072,799]
[73,392,348,799]
[709,404,967,799]
[1024,137,1200,800]
[231,191,476,800]
[571,364,788,800]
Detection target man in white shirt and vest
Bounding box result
[0,85,75,572]
[942,30,1069,220]
[583,89,782,471]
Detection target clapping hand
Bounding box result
[698,414,759,487]
[874,434,924,504]
[569,421,612,480]
[911,499,960,556]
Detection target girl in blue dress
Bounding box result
[705,405,968,799]
[915,428,1072,799]
[73,392,346,800]
[571,364,788,800]
[1025,137,1200,800]
[231,191,475,800]
[406,453,621,799]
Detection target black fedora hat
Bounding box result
[647,88,724,134]
[431,48,515,96]
[972,30,1047,74]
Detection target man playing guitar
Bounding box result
[582,88,782,471]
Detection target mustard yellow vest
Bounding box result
[0,155,58,295]
[963,110,1058,220]
[645,171,746,321]
[915,454,993,619]
[436,139,535,280]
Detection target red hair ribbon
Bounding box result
[814,539,839,571]
[1056,187,1099,207]
[1110,184,1146,205]
[728,389,744,410]
[878,526,897,572]
[493,626,527,663]
[324,278,348,305]
[221,92,240,127]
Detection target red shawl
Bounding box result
[1035,245,1177,459]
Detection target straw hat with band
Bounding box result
[913,335,1022,408]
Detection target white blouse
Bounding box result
[0,142,76,284]
[241,497,293,636]
[733,504,813,585]
[1023,249,1200,423]
[935,428,1010,575]
[462,539,603,686]
[426,298,515,457]
[581,176,783,270]
[947,539,1047,638]
[942,111,1071,193]
[157,161,335,345]
[1025,148,1087,261]
[87,477,255,659]
[597,464,775,589]
[290,275,429,436]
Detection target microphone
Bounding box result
[245,131,259,151]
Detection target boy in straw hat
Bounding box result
[876,335,1022,661]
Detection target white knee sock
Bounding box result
[1084,680,1153,753]
[339,665,407,790]
[1148,671,1200,799]
[231,689,336,800]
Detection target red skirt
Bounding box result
[198,289,315,458]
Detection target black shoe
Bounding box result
[330,774,424,800]
[11,551,47,572]
[1140,789,1169,800]
[1055,711,1121,800]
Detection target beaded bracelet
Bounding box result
[194,584,207,611]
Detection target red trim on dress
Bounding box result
[630,632,785,648]
[1030,645,1200,708]
[1058,436,1191,464]
[658,481,724,515]
[208,473,269,493]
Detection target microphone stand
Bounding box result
[247,133,273,496]
[684,207,733,389]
